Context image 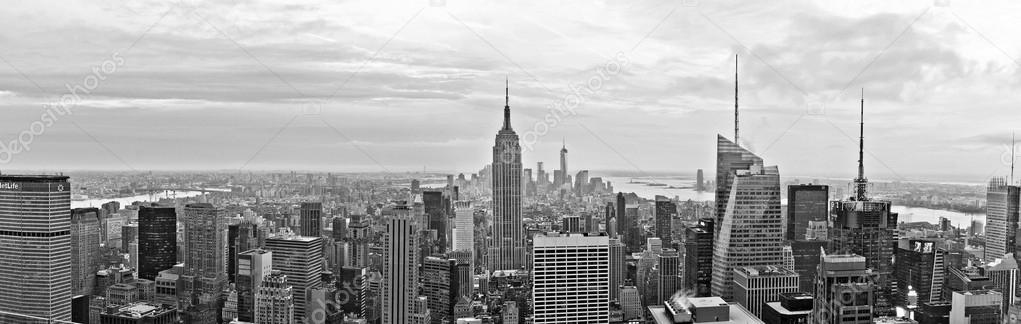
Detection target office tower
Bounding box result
[559,140,569,188]
[255,271,295,324]
[637,249,660,307]
[382,204,420,324]
[299,202,322,237]
[609,238,625,301]
[787,184,829,241]
[583,213,594,233]
[655,196,676,242]
[265,233,324,322]
[985,253,1018,316]
[138,205,176,281]
[715,135,763,238]
[228,218,259,284]
[949,290,1002,323]
[533,233,609,323]
[711,164,784,301]
[421,256,453,324]
[696,169,705,191]
[121,223,138,251]
[72,207,102,297]
[99,302,178,323]
[237,249,272,322]
[828,97,898,315]
[986,177,1020,260]
[617,192,642,253]
[893,239,946,309]
[684,218,714,297]
[0,175,72,323]
[734,266,800,318]
[810,253,874,324]
[658,248,680,303]
[791,240,826,292]
[762,292,814,323]
[489,82,525,272]
[562,216,582,233]
[423,190,447,253]
[181,203,227,323]
[348,215,370,268]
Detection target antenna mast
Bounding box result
[734,54,739,144]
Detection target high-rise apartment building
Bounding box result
[532,233,609,323]
[489,83,525,272]
[711,164,784,301]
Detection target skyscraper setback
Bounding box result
[489,82,525,272]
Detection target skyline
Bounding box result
[2,1,1021,183]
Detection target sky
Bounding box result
[0,0,1019,183]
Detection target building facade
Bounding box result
[532,233,609,323]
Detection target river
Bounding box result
[601,176,984,228]
[71,190,210,209]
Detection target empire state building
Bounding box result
[488,81,526,272]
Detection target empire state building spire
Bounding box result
[503,78,512,131]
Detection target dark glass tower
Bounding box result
[684,218,714,297]
[423,190,447,253]
[654,196,676,242]
[787,184,829,241]
[299,202,323,237]
[488,81,525,272]
[138,204,177,281]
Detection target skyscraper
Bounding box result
[181,203,228,323]
[348,215,370,268]
[489,82,525,272]
[985,177,1020,260]
[696,169,705,191]
[714,135,763,239]
[265,233,324,322]
[421,256,453,324]
[137,204,177,282]
[657,248,680,303]
[684,218,714,297]
[559,140,569,188]
[423,190,447,252]
[382,204,420,324]
[893,239,946,309]
[711,163,784,301]
[532,233,609,323]
[299,202,322,237]
[984,253,1018,316]
[734,266,800,318]
[71,207,101,297]
[228,218,259,284]
[255,271,294,324]
[237,249,273,322]
[810,253,875,324]
[828,95,898,315]
[609,238,625,301]
[787,184,829,241]
[654,196,676,242]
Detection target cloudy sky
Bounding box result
[1,0,1019,183]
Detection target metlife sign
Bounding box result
[0,182,20,190]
